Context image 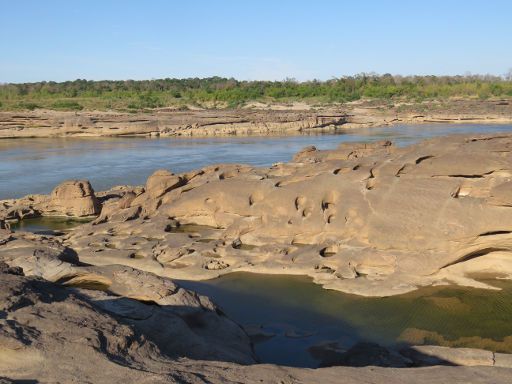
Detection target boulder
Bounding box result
[49,180,100,216]
[145,169,184,199]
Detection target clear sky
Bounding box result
[1,0,511,83]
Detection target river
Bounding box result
[2,123,512,199]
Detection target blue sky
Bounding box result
[1,0,511,82]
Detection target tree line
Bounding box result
[1,74,511,111]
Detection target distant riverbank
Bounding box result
[1,99,511,138]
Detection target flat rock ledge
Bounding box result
[0,99,511,138]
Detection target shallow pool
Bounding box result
[10,216,93,235]
[178,273,512,368]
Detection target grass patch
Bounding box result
[50,100,83,111]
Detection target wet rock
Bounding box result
[243,324,276,343]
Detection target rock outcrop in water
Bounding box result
[0,109,348,138]
[0,99,511,138]
[0,179,99,221]
[32,133,509,297]
[3,134,512,296]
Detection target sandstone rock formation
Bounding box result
[0,229,255,368]
[48,179,100,216]
[0,109,348,138]
[1,241,511,383]
[3,134,512,296]
[0,179,99,221]
[33,133,510,297]
[0,99,511,138]
[3,130,512,381]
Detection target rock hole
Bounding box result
[321,200,334,211]
[478,230,512,237]
[415,155,434,164]
[395,165,407,177]
[333,168,350,175]
[295,196,307,210]
[320,245,338,257]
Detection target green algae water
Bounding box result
[178,273,512,368]
[10,217,92,235]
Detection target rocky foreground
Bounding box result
[2,133,512,382]
[0,99,511,138]
[2,232,512,383]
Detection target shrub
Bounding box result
[51,100,83,111]
[16,102,40,110]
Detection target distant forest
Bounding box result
[1,74,512,111]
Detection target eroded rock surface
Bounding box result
[0,109,348,138]
[1,253,511,383]
[26,133,508,296]
[1,179,99,221]
[2,134,512,382]
[0,99,511,138]
[0,229,255,369]
[48,179,100,216]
